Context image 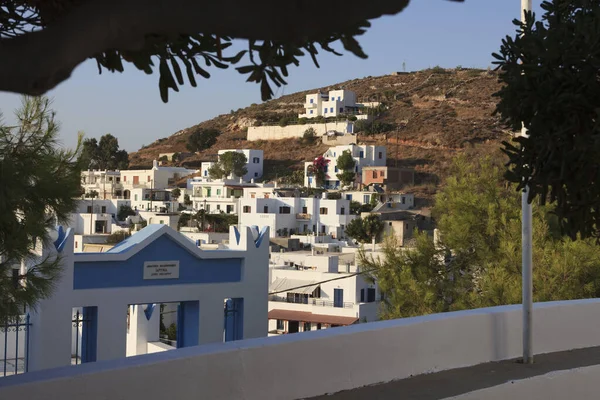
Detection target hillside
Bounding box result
[129,68,510,202]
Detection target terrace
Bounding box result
[2,299,600,399]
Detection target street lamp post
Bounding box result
[521,0,534,365]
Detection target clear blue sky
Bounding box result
[0,1,543,151]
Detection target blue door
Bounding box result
[334,289,343,308]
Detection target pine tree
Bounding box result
[0,96,82,322]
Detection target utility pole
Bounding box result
[521,0,534,365]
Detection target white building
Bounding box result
[304,144,387,189]
[13,223,269,373]
[342,190,414,209]
[298,89,378,120]
[239,193,355,239]
[81,161,197,200]
[130,188,179,213]
[200,149,263,182]
[189,177,276,215]
[267,252,380,334]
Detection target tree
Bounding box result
[171,188,181,199]
[302,128,317,144]
[183,194,192,206]
[0,1,464,102]
[186,129,221,152]
[336,150,356,187]
[360,154,600,320]
[209,151,247,179]
[493,0,600,240]
[106,230,131,244]
[306,156,329,187]
[0,96,82,322]
[346,214,383,251]
[117,205,136,221]
[79,134,129,170]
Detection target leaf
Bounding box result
[170,57,184,85]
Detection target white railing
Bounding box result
[3,300,600,399]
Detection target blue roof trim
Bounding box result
[106,224,164,254]
[254,226,268,248]
[53,226,72,253]
[233,226,241,245]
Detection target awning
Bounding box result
[267,309,358,326]
[269,278,319,295]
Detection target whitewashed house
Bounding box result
[298,90,374,120]
[304,144,387,189]
[200,149,263,182]
[267,252,380,335]
[239,193,355,238]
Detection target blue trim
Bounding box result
[144,304,155,320]
[73,236,242,289]
[254,227,268,248]
[177,301,199,348]
[81,307,97,363]
[233,226,241,245]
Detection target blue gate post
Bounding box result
[81,307,98,363]
[176,302,199,348]
[224,298,244,342]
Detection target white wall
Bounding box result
[7,300,600,399]
[247,121,353,141]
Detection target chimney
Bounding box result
[152,160,158,169]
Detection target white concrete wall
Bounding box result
[7,300,600,399]
[247,121,353,141]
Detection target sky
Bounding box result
[0,1,544,152]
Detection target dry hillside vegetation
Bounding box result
[130,68,511,199]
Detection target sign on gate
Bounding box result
[143,261,180,280]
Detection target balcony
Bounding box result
[269,295,353,309]
[296,213,312,220]
[3,300,600,399]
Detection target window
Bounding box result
[337,96,341,101]
[101,206,106,213]
[380,171,385,177]
[310,110,313,114]
[123,176,127,182]
[324,166,328,173]
[324,108,328,114]
[302,206,308,214]
[340,108,344,113]
[216,189,221,196]
[253,157,260,163]
[204,170,207,176]
[359,151,364,158]
[303,322,311,332]
[367,288,376,303]
[402,197,406,204]
[309,98,314,104]
[87,206,92,213]
[147,175,151,182]
[134,194,138,201]
[216,205,221,210]
[254,172,258,177]
[319,207,328,215]
[378,152,383,159]
[277,320,285,330]
[227,205,234,213]
[346,194,352,201]
[355,166,358,172]
[330,107,333,113]
[159,220,164,224]
[364,195,370,203]
[360,289,365,302]
[340,207,345,215]
[317,323,322,330]
[243,206,251,213]
[263,205,269,213]
[373,171,377,178]
[334,166,339,173]
[279,206,291,214]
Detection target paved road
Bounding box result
[306,346,600,400]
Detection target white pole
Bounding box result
[521,0,533,365]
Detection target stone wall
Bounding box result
[247,121,353,141]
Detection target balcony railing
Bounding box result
[296,213,311,220]
[268,295,353,309]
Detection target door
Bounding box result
[133,176,139,185]
[334,289,343,308]
[288,321,299,333]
